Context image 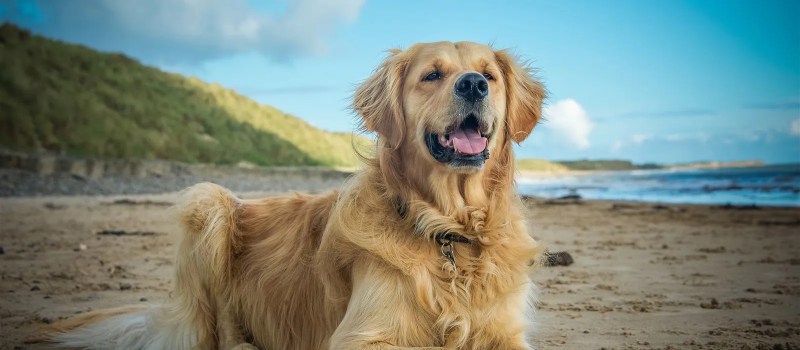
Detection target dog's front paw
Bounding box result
[230,343,260,350]
[460,206,487,234]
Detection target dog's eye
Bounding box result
[483,72,495,81]
[423,71,442,81]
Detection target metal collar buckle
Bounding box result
[436,233,471,270]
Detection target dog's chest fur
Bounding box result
[323,173,541,348]
[401,220,538,348]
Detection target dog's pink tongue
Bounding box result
[450,128,487,155]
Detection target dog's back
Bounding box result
[229,186,343,349]
[47,183,342,350]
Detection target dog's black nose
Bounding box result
[454,72,489,102]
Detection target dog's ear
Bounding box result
[354,49,408,149]
[495,50,546,144]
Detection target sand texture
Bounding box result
[1,190,798,349]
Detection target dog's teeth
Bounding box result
[438,134,454,148]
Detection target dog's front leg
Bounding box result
[406,199,487,238]
[328,260,446,350]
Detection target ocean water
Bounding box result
[517,164,800,207]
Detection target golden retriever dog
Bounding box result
[47,41,547,350]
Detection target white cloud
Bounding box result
[664,134,686,142]
[791,118,800,136]
[664,133,709,143]
[543,99,594,149]
[4,0,365,64]
[630,134,650,144]
[742,132,761,142]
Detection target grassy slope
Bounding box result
[556,159,638,171]
[0,23,365,167]
[517,159,664,172]
[516,158,571,172]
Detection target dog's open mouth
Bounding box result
[425,114,490,168]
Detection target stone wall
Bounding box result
[0,150,353,182]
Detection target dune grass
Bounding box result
[0,23,367,167]
[516,158,664,172]
[516,158,571,172]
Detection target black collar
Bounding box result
[435,232,472,245]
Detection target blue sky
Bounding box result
[3,0,799,164]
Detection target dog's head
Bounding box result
[355,41,545,175]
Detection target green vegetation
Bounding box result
[557,159,664,171]
[0,23,367,167]
[556,159,638,171]
[517,158,664,172]
[0,23,670,171]
[516,159,570,172]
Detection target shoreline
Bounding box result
[4,167,797,209]
[516,166,800,208]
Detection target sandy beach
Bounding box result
[1,185,798,349]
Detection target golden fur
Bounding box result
[48,41,547,350]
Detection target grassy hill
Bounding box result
[516,159,571,172]
[0,23,366,167]
[556,159,639,171]
[556,159,663,171]
[517,158,663,172]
